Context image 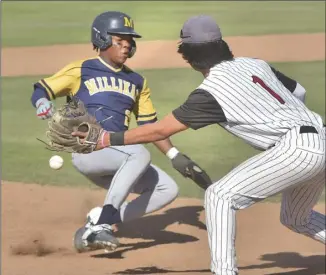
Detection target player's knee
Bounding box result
[205,184,227,201]
[280,212,303,231]
[157,180,179,208]
[145,164,179,202]
[72,154,90,175]
[71,154,100,176]
[280,220,303,234]
[205,185,223,205]
[204,184,240,209]
[154,174,179,203]
[280,214,291,228]
[165,180,179,202]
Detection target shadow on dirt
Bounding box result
[239,252,326,275]
[112,266,211,274]
[92,205,206,259]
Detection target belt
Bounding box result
[268,125,318,150]
[299,125,318,134]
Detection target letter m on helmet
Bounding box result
[91,11,141,51]
[124,17,134,28]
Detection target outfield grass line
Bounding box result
[2,1,325,46]
[2,33,325,77]
[2,54,325,200]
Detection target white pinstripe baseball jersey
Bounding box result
[172,15,325,275]
[198,57,324,150]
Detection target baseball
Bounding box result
[49,155,64,170]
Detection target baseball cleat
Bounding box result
[73,226,91,253]
[73,224,120,253]
[85,226,120,252]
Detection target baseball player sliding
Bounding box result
[31,11,211,253]
[70,15,325,275]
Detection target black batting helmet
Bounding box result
[91,11,141,57]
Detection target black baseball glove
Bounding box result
[171,153,212,190]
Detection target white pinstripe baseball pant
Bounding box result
[204,126,325,275]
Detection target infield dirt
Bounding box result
[2,33,325,275]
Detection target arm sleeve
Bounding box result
[270,65,297,93]
[172,89,227,130]
[133,78,158,125]
[33,61,83,101]
[31,85,50,107]
[270,65,306,102]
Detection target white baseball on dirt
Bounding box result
[49,155,64,170]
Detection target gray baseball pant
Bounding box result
[71,144,179,222]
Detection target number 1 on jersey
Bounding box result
[252,76,285,104]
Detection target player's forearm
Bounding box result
[101,123,169,149]
[100,113,188,148]
[31,87,50,107]
[153,138,175,155]
[124,123,169,145]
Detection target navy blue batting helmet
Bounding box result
[91,11,141,57]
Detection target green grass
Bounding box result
[1,61,325,200]
[1,1,325,47]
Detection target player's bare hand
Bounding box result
[72,127,110,151]
[71,130,87,140]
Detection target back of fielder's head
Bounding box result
[177,15,234,70]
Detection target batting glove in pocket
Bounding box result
[36,98,55,120]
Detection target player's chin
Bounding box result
[117,55,128,64]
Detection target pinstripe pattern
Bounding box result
[205,128,325,275]
[201,58,325,275]
[199,57,324,150]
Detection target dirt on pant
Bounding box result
[2,33,325,275]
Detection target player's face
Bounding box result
[107,34,133,66]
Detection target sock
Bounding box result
[96,204,122,225]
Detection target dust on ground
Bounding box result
[2,182,325,275]
[2,33,326,275]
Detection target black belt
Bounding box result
[299,126,318,134]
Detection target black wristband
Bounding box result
[110,132,125,146]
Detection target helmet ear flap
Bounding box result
[102,34,112,50]
[128,39,136,58]
[93,27,112,50]
[98,34,112,50]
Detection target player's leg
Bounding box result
[83,164,179,222]
[118,164,179,222]
[279,127,326,243]
[205,149,282,275]
[72,144,151,213]
[205,127,325,275]
[280,167,325,243]
[72,144,151,251]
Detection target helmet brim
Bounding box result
[108,30,142,38]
